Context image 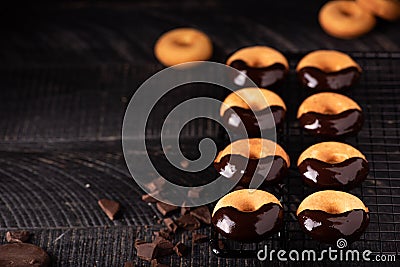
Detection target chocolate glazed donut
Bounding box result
[226,46,289,88]
[212,189,284,242]
[214,138,290,187]
[296,50,362,91]
[297,142,369,189]
[297,92,364,138]
[297,190,369,244]
[220,88,287,137]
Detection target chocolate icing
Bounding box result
[212,203,283,242]
[222,106,285,137]
[298,109,363,138]
[297,67,361,91]
[229,60,287,88]
[297,209,369,244]
[298,157,369,189]
[214,155,288,187]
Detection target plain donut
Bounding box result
[357,0,400,21]
[319,1,376,39]
[154,28,213,66]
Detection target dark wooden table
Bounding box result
[0,1,399,266]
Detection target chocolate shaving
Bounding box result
[136,242,158,261]
[153,236,174,258]
[150,259,169,267]
[98,199,120,220]
[124,261,135,267]
[154,229,172,240]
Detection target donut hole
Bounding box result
[338,8,352,17]
[173,36,193,47]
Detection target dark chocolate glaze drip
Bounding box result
[212,203,283,242]
[298,157,369,189]
[230,60,288,88]
[222,106,285,137]
[298,109,363,138]
[297,67,361,91]
[214,154,288,187]
[297,209,369,244]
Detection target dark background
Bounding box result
[0,1,399,266]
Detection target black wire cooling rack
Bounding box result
[206,52,400,263]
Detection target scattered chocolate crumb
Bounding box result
[6,230,31,243]
[151,259,169,267]
[142,194,158,203]
[173,242,188,257]
[175,214,201,230]
[156,202,178,216]
[163,218,178,233]
[98,199,120,220]
[192,233,208,243]
[124,261,135,267]
[190,206,211,225]
[154,229,172,240]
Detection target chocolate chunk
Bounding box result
[175,214,201,230]
[124,261,135,267]
[142,194,158,203]
[173,242,188,257]
[154,229,172,240]
[98,199,120,220]
[136,242,158,261]
[151,259,169,267]
[190,206,211,225]
[192,233,208,243]
[153,236,174,257]
[163,218,178,233]
[6,230,31,243]
[156,202,178,216]
[0,243,50,267]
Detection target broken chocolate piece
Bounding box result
[192,233,208,243]
[175,214,201,230]
[173,242,188,257]
[0,243,50,267]
[6,230,31,243]
[190,206,211,225]
[98,199,120,220]
[163,218,178,233]
[156,202,178,216]
[153,236,174,257]
[142,194,158,203]
[136,242,157,261]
